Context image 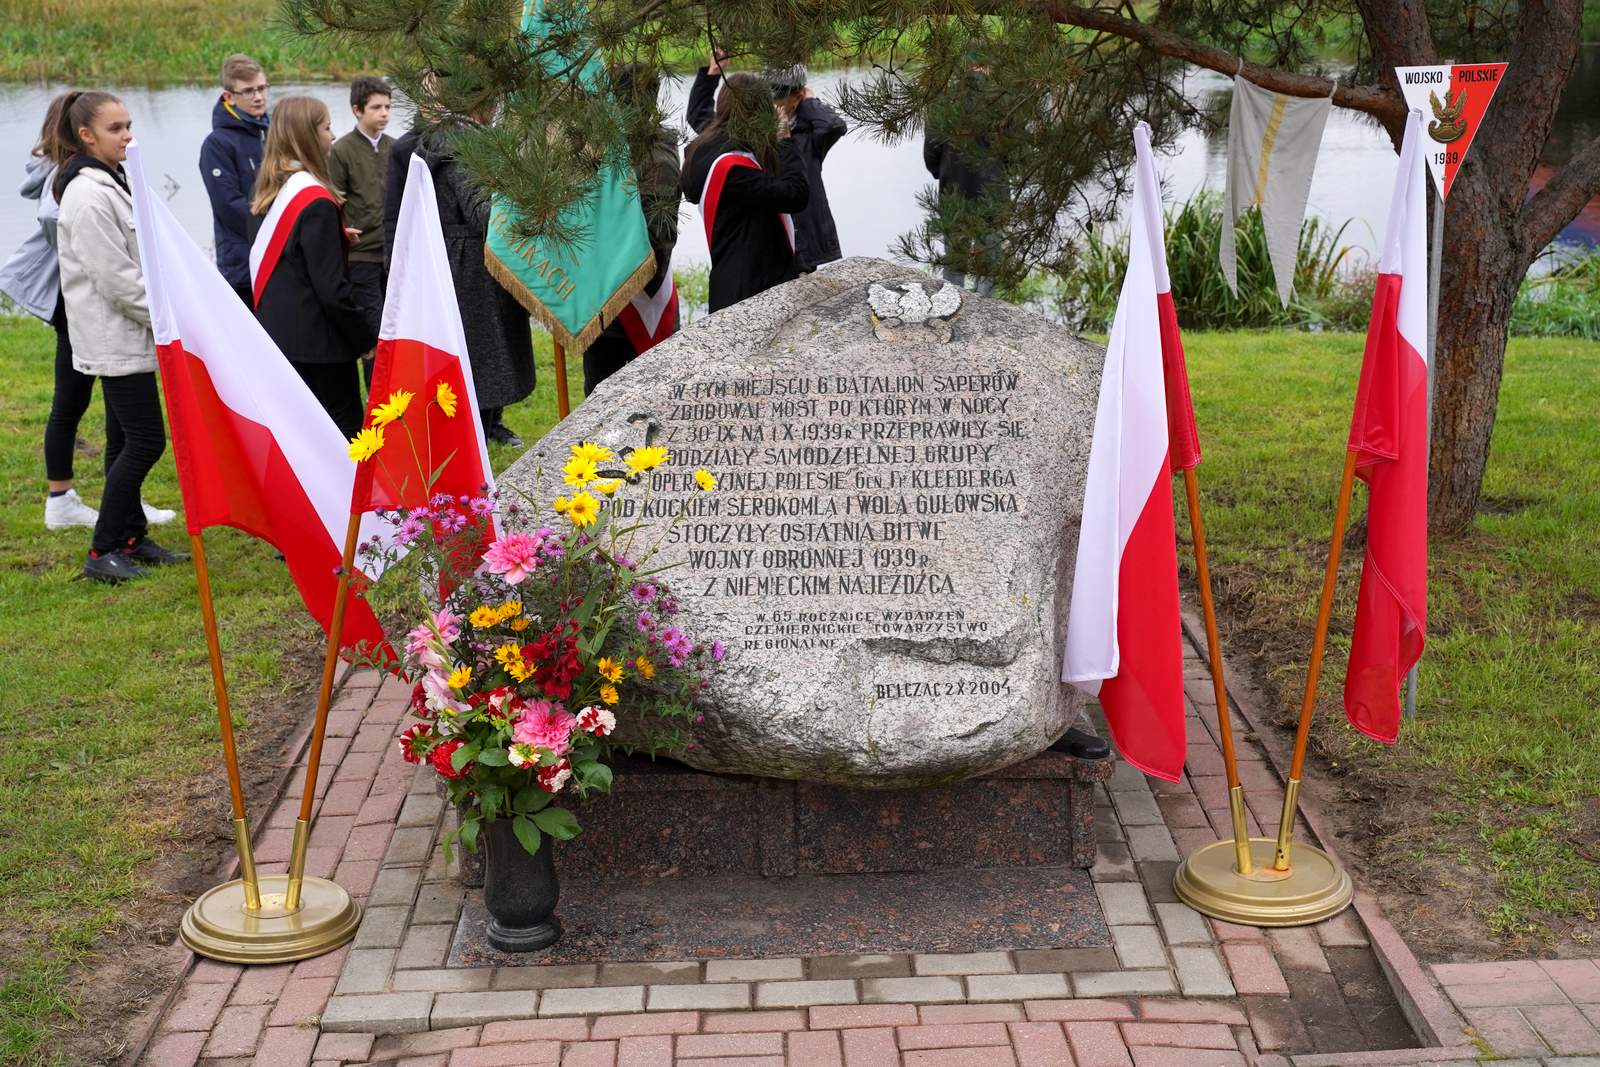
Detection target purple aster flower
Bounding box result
[430,492,453,509]
[635,611,656,633]
[712,639,726,663]
[469,496,494,516]
[439,511,468,533]
[411,506,435,521]
[630,583,657,603]
[395,516,426,545]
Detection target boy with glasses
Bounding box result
[200,54,270,305]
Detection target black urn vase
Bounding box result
[482,819,562,952]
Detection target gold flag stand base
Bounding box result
[1174,837,1352,928]
[181,874,361,964]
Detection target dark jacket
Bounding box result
[681,133,809,314]
[199,97,269,288]
[586,126,682,390]
[416,133,535,411]
[328,129,393,263]
[687,70,846,271]
[382,128,423,275]
[921,78,1005,205]
[247,193,376,364]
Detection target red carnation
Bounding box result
[398,723,434,764]
[430,738,473,780]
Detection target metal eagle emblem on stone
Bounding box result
[867,280,962,343]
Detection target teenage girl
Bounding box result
[248,95,377,439]
[54,91,187,582]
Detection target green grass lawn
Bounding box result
[0,315,560,1065]
[1184,332,1600,951]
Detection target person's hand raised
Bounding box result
[707,48,728,75]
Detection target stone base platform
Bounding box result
[449,864,1109,968]
[554,746,1114,882]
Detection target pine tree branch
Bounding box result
[1000,1,1405,127]
[1520,136,1600,262]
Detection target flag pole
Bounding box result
[284,511,364,912]
[1174,456,1354,926]
[190,533,263,911]
[553,341,571,419]
[1405,192,1444,719]
[1181,470,1253,876]
[178,529,362,962]
[1274,452,1358,870]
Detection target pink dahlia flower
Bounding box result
[511,700,577,756]
[482,531,545,585]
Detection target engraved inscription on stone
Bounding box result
[502,260,1103,787]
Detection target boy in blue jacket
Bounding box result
[199,54,270,304]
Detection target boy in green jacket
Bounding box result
[328,76,393,372]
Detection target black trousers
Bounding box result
[91,372,165,555]
[44,312,122,483]
[293,360,365,440]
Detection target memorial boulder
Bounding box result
[500,258,1104,788]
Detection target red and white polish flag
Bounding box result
[1063,122,1197,783]
[1344,110,1430,743]
[699,151,796,252]
[126,143,388,655]
[354,155,495,516]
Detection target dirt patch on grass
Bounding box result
[53,643,334,1066]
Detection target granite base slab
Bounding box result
[557,748,1112,882]
[448,864,1108,967]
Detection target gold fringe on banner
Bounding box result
[485,246,655,356]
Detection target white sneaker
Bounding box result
[45,488,99,529]
[142,499,177,525]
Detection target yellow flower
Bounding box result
[509,616,531,632]
[494,644,523,670]
[509,660,534,683]
[634,655,656,679]
[599,683,620,705]
[624,445,670,475]
[592,478,623,496]
[446,665,472,690]
[347,426,385,462]
[570,441,615,465]
[597,657,623,683]
[563,456,599,488]
[435,381,458,418]
[496,599,523,622]
[552,496,570,514]
[565,491,600,528]
[694,469,717,492]
[370,388,414,428]
[469,605,499,628]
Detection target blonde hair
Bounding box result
[221,53,263,90]
[251,96,339,215]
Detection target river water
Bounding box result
[2,50,1595,277]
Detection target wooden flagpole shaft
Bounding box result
[284,512,363,911]
[1182,469,1253,877]
[553,341,571,419]
[1274,451,1359,871]
[190,532,262,912]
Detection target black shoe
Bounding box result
[486,423,523,447]
[123,536,190,566]
[84,550,149,584]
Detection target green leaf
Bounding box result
[513,786,539,813]
[512,814,543,855]
[578,762,613,793]
[531,806,581,841]
[475,746,510,767]
[452,741,482,771]
[460,816,481,852]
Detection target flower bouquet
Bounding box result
[353,424,725,864]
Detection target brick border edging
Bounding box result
[115,662,365,1067]
[1177,608,1472,1052]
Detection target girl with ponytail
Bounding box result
[247,95,377,438]
[55,90,188,583]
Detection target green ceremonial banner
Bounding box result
[485,0,654,353]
